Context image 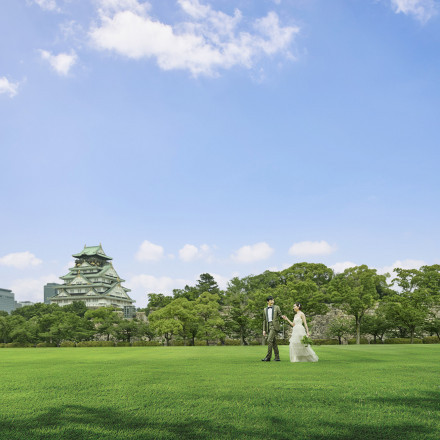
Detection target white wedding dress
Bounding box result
[289,314,319,363]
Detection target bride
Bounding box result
[282,303,319,363]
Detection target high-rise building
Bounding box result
[50,244,135,309]
[0,288,16,313]
[44,283,60,304]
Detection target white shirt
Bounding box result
[267,307,273,322]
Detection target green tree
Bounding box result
[195,292,225,345]
[384,267,435,343]
[39,312,94,345]
[0,315,14,343]
[327,316,353,345]
[361,305,391,343]
[330,265,382,344]
[424,314,440,340]
[173,273,223,303]
[113,319,143,343]
[169,298,199,345]
[138,321,156,341]
[10,317,38,344]
[172,285,199,302]
[37,311,64,343]
[282,262,334,289]
[285,279,329,316]
[63,301,88,317]
[224,277,252,345]
[149,298,198,345]
[418,265,440,307]
[145,293,173,316]
[196,273,220,295]
[85,307,121,341]
[149,301,183,346]
[11,302,60,319]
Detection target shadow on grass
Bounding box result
[367,390,440,412]
[0,401,436,440]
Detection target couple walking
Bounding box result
[262,296,319,363]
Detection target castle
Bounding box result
[50,244,135,309]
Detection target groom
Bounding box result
[262,296,283,362]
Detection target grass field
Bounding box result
[0,345,439,440]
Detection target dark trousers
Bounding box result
[266,323,280,360]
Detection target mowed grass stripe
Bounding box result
[0,345,439,440]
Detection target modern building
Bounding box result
[123,305,137,319]
[0,288,15,313]
[50,244,135,309]
[16,301,35,308]
[44,283,60,304]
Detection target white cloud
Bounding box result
[89,0,299,77]
[179,244,199,261]
[11,274,59,302]
[330,261,357,274]
[135,240,165,261]
[288,240,336,257]
[178,243,212,262]
[390,0,437,23]
[40,50,77,75]
[377,259,426,275]
[128,274,193,294]
[268,263,294,272]
[32,0,59,11]
[0,77,19,98]
[0,251,43,269]
[97,0,152,16]
[210,273,230,290]
[231,242,274,263]
[62,260,75,273]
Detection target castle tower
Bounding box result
[50,244,134,309]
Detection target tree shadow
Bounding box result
[367,390,440,412]
[0,401,437,440]
[302,420,433,440]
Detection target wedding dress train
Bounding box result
[289,315,319,363]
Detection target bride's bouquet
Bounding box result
[301,335,313,347]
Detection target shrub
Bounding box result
[312,339,339,346]
[384,338,423,344]
[76,341,115,347]
[0,343,5,348]
[60,341,76,347]
[132,341,162,347]
[171,340,186,346]
[5,342,34,348]
[347,338,369,345]
[194,340,208,346]
[422,336,440,344]
[218,339,241,346]
[116,342,131,347]
[248,340,262,346]
[36,343,57,348]
[277,339,290,346]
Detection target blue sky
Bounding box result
[1,0,439,307]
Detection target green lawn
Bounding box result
[0,345,439,440]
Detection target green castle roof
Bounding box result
[72,244,112,260]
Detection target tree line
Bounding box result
[1,263,439,346]
[145,263,440,345]
[0,302,153,346]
